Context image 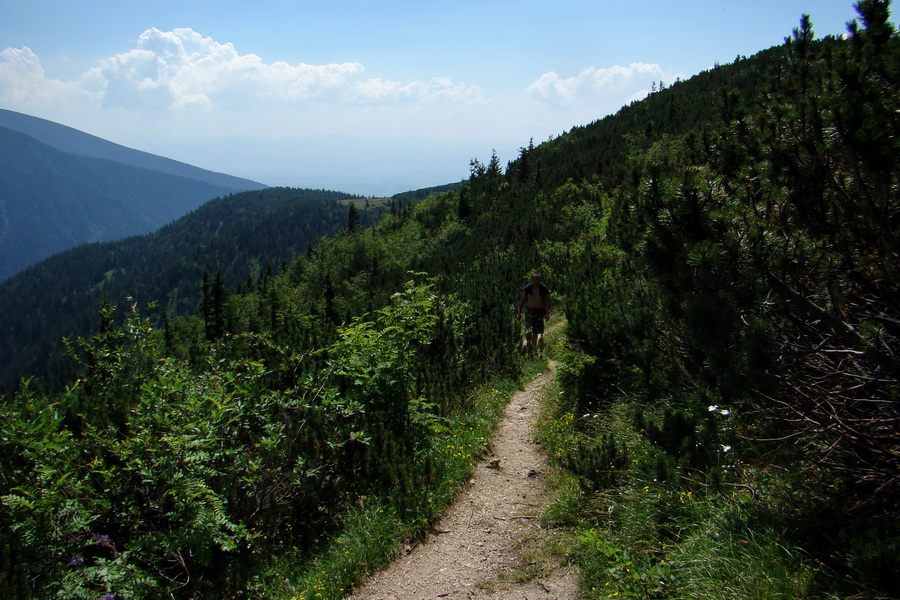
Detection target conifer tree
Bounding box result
[201,269,214,341]
[347,203,360,232]
[212,268,228,340]
[486,149,503,191]
[457,186,472,223]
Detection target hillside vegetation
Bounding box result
[0,187,373,392]
[1,2,898,599]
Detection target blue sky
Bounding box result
[0,0,880,194]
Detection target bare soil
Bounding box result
[350,360,580,600]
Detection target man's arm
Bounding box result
[516,290,527,317]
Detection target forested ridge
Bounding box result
[0,187,377,393]
[2,2,898,599]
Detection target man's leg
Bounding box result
[523,311,534,350]
[532,310,545,353]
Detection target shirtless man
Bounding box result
[516,272,551,351]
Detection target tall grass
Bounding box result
[535,355,837,600]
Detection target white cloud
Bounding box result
[0,28,484,113]
[526,62,667,106]
[0,46,79,106]
[1,30,669,143]
[81,28,370,109]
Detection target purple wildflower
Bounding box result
[69,556,84,567]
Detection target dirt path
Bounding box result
[350,360,580,600]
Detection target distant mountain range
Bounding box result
[0,109,265,281]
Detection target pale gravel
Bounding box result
[349,361,580,600]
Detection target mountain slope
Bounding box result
[0,126,262,281]
[0,109,262,190]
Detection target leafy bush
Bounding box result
[0,276,493,599]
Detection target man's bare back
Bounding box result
[516,273,551,350]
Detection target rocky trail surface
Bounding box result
[350,360,580,600]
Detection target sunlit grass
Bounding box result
[536,373,830,600]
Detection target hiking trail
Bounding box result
[350,359,580,600]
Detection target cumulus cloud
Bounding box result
[526,62,667,107]
[0,28,483,113]
[83,28,370,109]
[0,46,79,106]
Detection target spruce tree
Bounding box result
[347,203,360,232]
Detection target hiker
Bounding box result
[516,272,550,351]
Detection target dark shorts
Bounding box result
[524,307,546,334]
